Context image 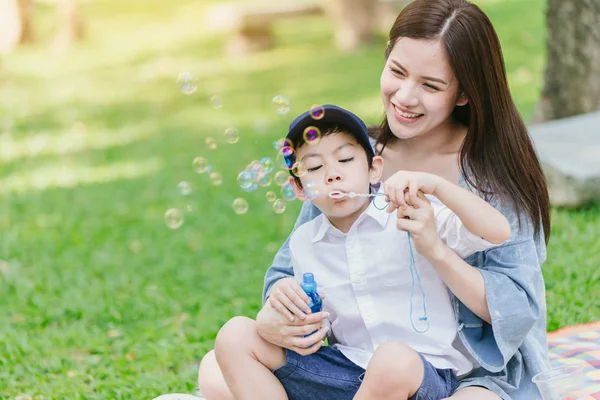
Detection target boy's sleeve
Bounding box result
[434,204,500,259]
[262,201,322,305]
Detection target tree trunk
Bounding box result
[53,0,84,51]
[0,0,27,54]
[535,0,600,122]
[321,0,377,52]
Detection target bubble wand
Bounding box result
[327,190,430,333]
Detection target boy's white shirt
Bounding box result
[289,184,496,377]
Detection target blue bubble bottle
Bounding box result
[300,273,322,314]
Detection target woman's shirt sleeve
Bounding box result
[457,196,547,372]
[262,201,322,305]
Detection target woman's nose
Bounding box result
[394,83,419,107]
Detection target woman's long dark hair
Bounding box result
[372,0,550,243]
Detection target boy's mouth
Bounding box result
[328,190,347,199]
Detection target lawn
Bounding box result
[0,0,598,398]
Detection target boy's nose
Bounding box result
[327,174,342,183]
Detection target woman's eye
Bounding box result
[339,157,354,163]
[424,83,440,91]
[307,165,322,172]
[390,68,404,77]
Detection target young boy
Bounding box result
[213,105,511,400]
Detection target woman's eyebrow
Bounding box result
[390,59,449,86]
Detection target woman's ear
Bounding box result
[289,176,307,201]
[456,93,469,107]
[369,156,384,184]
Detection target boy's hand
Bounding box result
[384,171,440,212]
[396,191,445,260]
[268,277,313,322]
[256,303,330,356]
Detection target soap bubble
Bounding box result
[260,157,275,173]
[192,156,209,173]
[248,160,266,179]
[206,137,217,150]
[233,198,249,215]
[165,208,184,229]
[304,181,320,200]
[272,95,291,115]
[238,171,258,192]
[177,72,197,95]
[210,95,222,109]
[274,171,289,186]
[276,146,295,169]
[273,199,286,214]
[258,173,272,187]
[273,138,287,150]
[209,171,223,186]
[266,191,277,202]
[303,126,321,144]
[310,105,325,120]
[177,181,191,195]
[291,162,307,177]
[281,182,296,201]
[224,128,239,144]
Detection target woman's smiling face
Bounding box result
[380,37,468,140]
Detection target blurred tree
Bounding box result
[321,0,377,52]
[52,0,84,51]
[0,0,33,54]
[536,0,600,121]
[0,0,83,54]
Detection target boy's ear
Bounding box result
[369,156,384,184]
[456,92,469,107]
[289,176,307,201]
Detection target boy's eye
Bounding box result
[339,157,354,163]
[307,165,322,172]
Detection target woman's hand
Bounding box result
[256,301,330,356]
[384,171,441,211]
[395,191,446,261]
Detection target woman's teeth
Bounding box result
[394,105,422,118]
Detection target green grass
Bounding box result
[0,0,598,398]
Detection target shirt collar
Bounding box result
[363,182,390,228]
[310,182,390,243]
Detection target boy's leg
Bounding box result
[198,349,234,400]
[214,316,287,400]
[353,342,424,400]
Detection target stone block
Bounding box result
[529,111,600,207]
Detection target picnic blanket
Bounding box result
[548,321,600,399]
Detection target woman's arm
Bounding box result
[262,200,321,304]
[385,171,511,245]
[433,178,511,245]
[429,242,491,323]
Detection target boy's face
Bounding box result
[290,131,383,221]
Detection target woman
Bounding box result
[198,0,550,398]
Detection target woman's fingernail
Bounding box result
[323,312,330,318]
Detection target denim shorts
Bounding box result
[272,346,459,400]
